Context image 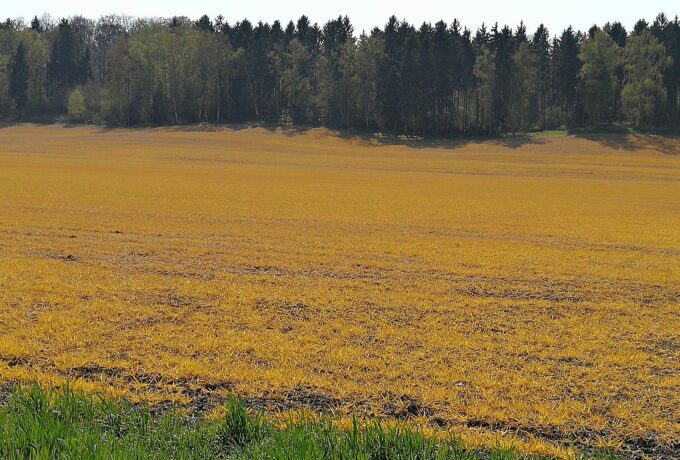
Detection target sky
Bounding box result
[3,1,678,35]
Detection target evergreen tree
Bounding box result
[195,15,214,33]
[431,21,453,132]
[605,22,627,47]
[1,11,680,133]
[531,25,551,129]
[377,16,401,131]
[416,22,436,133]
[553,27,581,125]
[9,41,28,113]
[633,20,649,36]
[30,16,43,34]
[395,21,419,133]
[318,16,355,126]
[47,19,79,110]
[355,32,383,129]
[453,23,475,131]
[651,14,680,123]
[474,46,496,133]
[489,24,514,132]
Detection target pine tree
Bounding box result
[30,16,43,34]
[474,46,496,133]
[377,16,401,131]
[531,25,551,129]
[553,27,581,125]
[490,24,514,132]
[195,15,214,33]
[355,32,383,129]
[651,14,680,123]
[47,19,79,110]
[9,41,29,113]
[2,11,680,133]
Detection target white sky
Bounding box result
[4,1,678,36]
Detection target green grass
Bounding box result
[0,385,619,459]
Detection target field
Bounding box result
[0,125,678,458]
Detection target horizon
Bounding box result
[3,1,679,36]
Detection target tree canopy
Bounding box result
[0,13,679,133]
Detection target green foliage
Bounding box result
[217,397,266,449]
[0,385,623,459]
[531,25,551,129]
[509,43,537,133]
[1,13,680,132]
[355,34,384,128]
[9,42,28,113]
[553,27,581,123]
[474,47,496,133]
[237,418,476,460]
[19,30,50,113]
[0,385,217,459]
[316,17,357,127]
[67,88,87,120]
[622,31,672,126]
[0,54,9,115]
[578,31,623,124]
[47,19,90,111]
[283,38,313,122]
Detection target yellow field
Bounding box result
[0,125,679,458]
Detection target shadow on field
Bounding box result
[169,122,281,134]
[570,131,643,151]
[152,122,311,136]
[495,136,549,149]
[637,134,680,155]
[0,119,58,129]
[334,129,550,150]
[6,119,680,155]
[571,130,680,154]
[93,121,280,134]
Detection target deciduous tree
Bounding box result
[579,31,622,125]
[622,31,672,126]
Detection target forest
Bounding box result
[0,12,679,134]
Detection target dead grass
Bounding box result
[0,125,679,458]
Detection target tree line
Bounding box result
[0,13,679,134]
